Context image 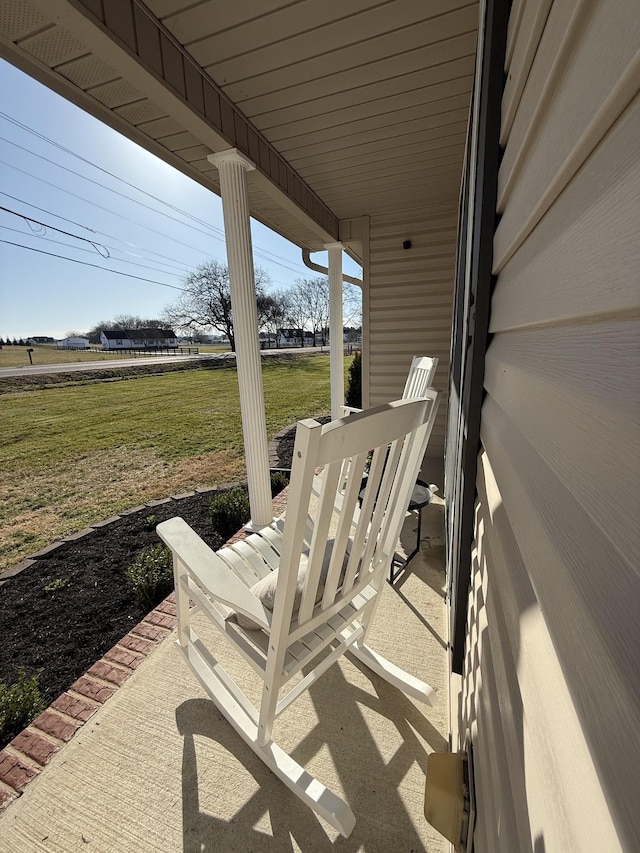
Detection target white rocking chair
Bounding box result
[157,392,440,837]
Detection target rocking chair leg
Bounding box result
[350,640,436,706]
[181,636,356,838]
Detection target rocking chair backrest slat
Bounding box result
[403,355,439,399]
[358,436,405,574]
[341,446,385,593]
[321,450,368,606]
[297,459,343,624]
[340,355,438,419]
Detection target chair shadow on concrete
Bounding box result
[176,648,446,852]
[177,698,334,853]
[395,501,447,597]
[390,503,448,651]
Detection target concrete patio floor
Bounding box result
[0,499,449,853]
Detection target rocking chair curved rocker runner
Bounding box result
[157,391,441,837]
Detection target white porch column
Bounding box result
[325,242,344,419]
[208,149,272,527]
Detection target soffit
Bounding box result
[0,0,477,251]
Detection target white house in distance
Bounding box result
[57,336,90,350]
[100,328,178,351]
[26,336,55,345]
[276,328,316,347]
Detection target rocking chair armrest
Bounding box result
[156,517,272,631]
[340,405,363,417]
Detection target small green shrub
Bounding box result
[345,350,362,409]
[144,514,157,529]
[0,671,46,750]
[270,470,290,497]
[44,577,70,593]
[126,544,174,608]
[209,486,251,542]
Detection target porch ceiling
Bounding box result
[0,0,477,255]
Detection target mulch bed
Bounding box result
[0,492,225,709]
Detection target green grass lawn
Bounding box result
[198,344,231,353]
[0,356,348,571]
[0,343,230,368]
[0,344,122,368]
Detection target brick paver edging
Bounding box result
[0,487,290,812]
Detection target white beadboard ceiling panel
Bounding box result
[0,0,477,248]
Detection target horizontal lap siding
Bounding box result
[367,205,457,475]
[466,453,621,850]
[460,1,640,851]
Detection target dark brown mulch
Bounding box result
[0,491,226,710]
[272,415,331,469]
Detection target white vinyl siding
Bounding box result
[367,204,457,475]
[458,1,640,851]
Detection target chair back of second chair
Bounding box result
[402,355,439,399]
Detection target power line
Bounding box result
[0,158,232,260]
[0,191,98,233]
[0,224,189,278]
[1,113,313,276]
[0,239,185,291]
[0,141,226,243]
[0,204,109,257]
[2,155,311,279]
[0,201,196,274]
[1,111,227,233]
[0,190,304,287]
[0,191,206,272]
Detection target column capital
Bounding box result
[207,148,256,172]
[324,241,344,251]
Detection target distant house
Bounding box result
[27,336,55,345]
[100,328,178,350]
[277,328,315,347]
[57,336,90,350]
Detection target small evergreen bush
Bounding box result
[209,486,251,542]
[270,470,290,496]
[126,544,174,608]
[0,670,45,750]
[345,350,362,409]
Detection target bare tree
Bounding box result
[290,277,328,345]
[261,289,291,347]
[287,276,362,346]
[343,281,362,327]
[112,314,164,330]
[285,282,313,346]
[86,315,165,343]
[163,260,271,352]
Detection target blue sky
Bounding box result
[0,59,359,340]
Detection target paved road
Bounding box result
[0,347,330,378]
